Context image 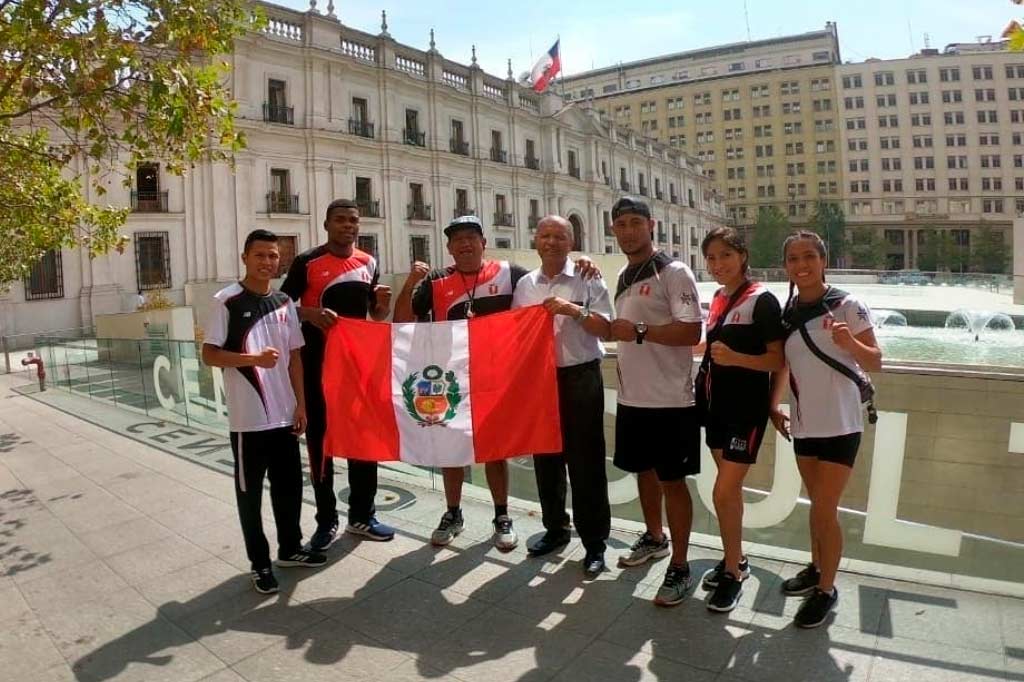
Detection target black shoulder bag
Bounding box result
[788,291,879,425]
[694,280,753,425]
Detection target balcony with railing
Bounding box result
[620,180,631,192]
[454,207,475,218]
[266,192,299,214]
[672,232,682,245]
[568,165,581,179]
[131,190,169,213]
[657,231,667,242]
[524,156,540,170]
[656,189,664,200]
[670,194,679,205]
[357,199,382,218]
[407,203,433,221]
[403,129,426,147]
[490,148,508,164]
[263,103,294,125]
[450,139,470,156]
[639,184,649,197]
[349,119,375,139]
[494,212,515,227]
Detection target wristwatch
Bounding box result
[577,306,591,321]
[634,321,648,344]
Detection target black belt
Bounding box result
[557,358,601,375]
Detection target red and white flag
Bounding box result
[322,306,562,466]
[530,40,561,93]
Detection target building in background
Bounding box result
[0,3,725,340]
[563,25,843,229]
[838,40,1018,271]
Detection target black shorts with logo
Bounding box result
[705,414,769,465]
[614,405,701,482]
[793,432,862,468]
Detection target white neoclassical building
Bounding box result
[0,1,726,341]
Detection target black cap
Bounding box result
[611,196,651,221]
[444,215,485,238]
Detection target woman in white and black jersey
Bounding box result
[695,227,785,614]
[770,230,883,629]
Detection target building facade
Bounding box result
[563,26,843,228]
[837,42,1020,270]
[0,3,725,340]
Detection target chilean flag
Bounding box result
[322,306,562,465]
[530,40,561,93]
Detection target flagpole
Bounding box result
[557,34,566,101]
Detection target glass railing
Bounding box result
[30,334,1024,591]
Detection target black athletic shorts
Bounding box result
[614,405,700,482]
[705,415,769,465]
[793,432,862,468]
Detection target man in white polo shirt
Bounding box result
[512,216,613,577]
[607,196,703,607]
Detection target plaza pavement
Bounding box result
[0,372,1022,682]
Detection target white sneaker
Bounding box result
[492,515,518,551]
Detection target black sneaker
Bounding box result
[251,567,279,594]
[702,556,751,589]
[781,563,820,596]
[309,519,340,552]
[794,587,839,628]
[277,548,328,568]
[707,571,743,613]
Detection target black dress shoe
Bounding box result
[527,531,571,557]
[582,550,606,578]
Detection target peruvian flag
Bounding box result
[322,306,562,466]
[530,40,561,93]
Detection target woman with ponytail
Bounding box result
[695,227,785,613]
[770,230,882,629]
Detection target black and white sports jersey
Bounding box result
[203,283,304,432]
[703,283,785,420]
[614,252,703,408]
[411,259,529,321]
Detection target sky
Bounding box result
[274,0,1015,79]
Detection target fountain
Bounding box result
[873,309,908,328]
[944,309,1017,333]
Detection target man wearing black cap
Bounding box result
[607,196,703,607]
[281,198,397,551]
[394,215,529,549]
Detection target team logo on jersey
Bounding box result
[638,284,652,296]
[488,283,499,295]
[732,312,741,323]
[360,269,371,282]
[277,308,288,323]
[402,364,462,427]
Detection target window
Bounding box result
[909,92,930,105]
[1010,88,1024,101]
[846,117,866,130]
[975,88,997,102]
[942,89,963,103]
[983,200,1004,214]
[276,236,298,277]
[816,140,835,153]
[939,67,960,82]
[980,133,1001,145]
[268,168,294,212]
[844,96,865,109]
[874,72,895,86]
[946,134,968,147]
[357,234,379,261]
[133,163,165,212]
[879,136,900,149]
[728,62,745,72]
[848,159,868,172]
[882,179,903,192]
[911,114,932,126]
[812,50,831,62]
[352,96,369,123]
[782,101,801,115]
[878,115,899,128]
[750,84,769,98]
[972,65,994,81]
[135,232,171,290]
[978,110,999,124]
[1008,65,1024,79]
[455,188,469,215]
[944,111,965,125]
[24,250,63,300]
[780,81,800,95]
[811,78,831,91]
[913,156,935,170]
[876,94,897,107]
[881,157,902,171]
[947,155,968,169]
[812,98,832,112]
[409,235,430,264]
[912,135,933,148]
[906,69,927,84]
[842,74,862,88]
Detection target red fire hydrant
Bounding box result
[21,354,45,392]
